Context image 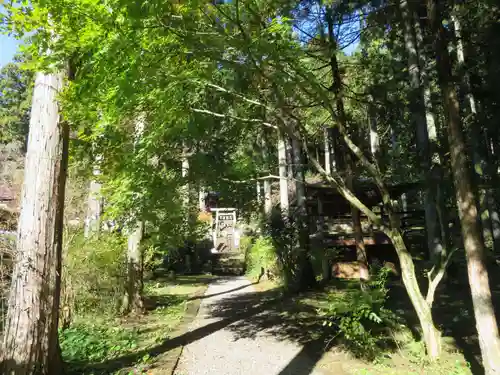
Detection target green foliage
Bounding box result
[60,323,139,364]
[3,0,499,368]
[60,276,210,374]
[62,232,126,316]
[263,210,308,289]
[0,59,33,144]
[245,235,280,279]
[319,268,400,359]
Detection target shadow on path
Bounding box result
[79,284,328,375]
[187,281,258,301]
[275,341,328,375]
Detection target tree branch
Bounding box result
[191,108,277,129]
[426,247,458,305]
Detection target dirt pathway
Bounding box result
[173,276,334,375]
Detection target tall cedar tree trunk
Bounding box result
[453,12,500,253]
[399,0,444,263]
[428,2,500,372]
[292,136,316,290]
[1,71,68,375]
[326,6,367,277]
[123,116,146,314]
[414,12,452,254]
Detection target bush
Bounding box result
[245,235,280,280]
[319,267,400,359]
[62,231,127,318]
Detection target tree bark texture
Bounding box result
[387,228,441,358]
[1,71,68,375]
[277,129,289,215]
[429,2,500,372]
[123,222,144,314]
[123,115,146,314]
[399,0,444,263]
[453,12,499,252]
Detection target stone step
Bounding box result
[214,251,244,258]
[218,257,244,263]
[212,266,245,276]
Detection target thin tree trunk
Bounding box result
[123,115,146,314]
[322,129,331,283]
[199,187,206,212]
[400,0,444,263]
[286,137,295,201]
[390,126,398,152]
[349,180,368,280]
[263,178,272,215]
[429,3,500,372]
[267,9,445,358]
[368,103,379,160]
[413,8,438,144]
[278,129,289,215]
[386,228,441,358]
[123,221,144,314]
[305,148,443,359]
[181,146,190,210]
[292,136,316,290]
[1,71,67,375]
[324,127,334,174]
[326,6,367,279]
[262,135,272,216]
[84,177,102,238]
[256,180,262,205]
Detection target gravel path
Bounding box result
[174,277,328,375]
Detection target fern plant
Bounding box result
[320,267,400,359]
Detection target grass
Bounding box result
[63,274,214,375]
